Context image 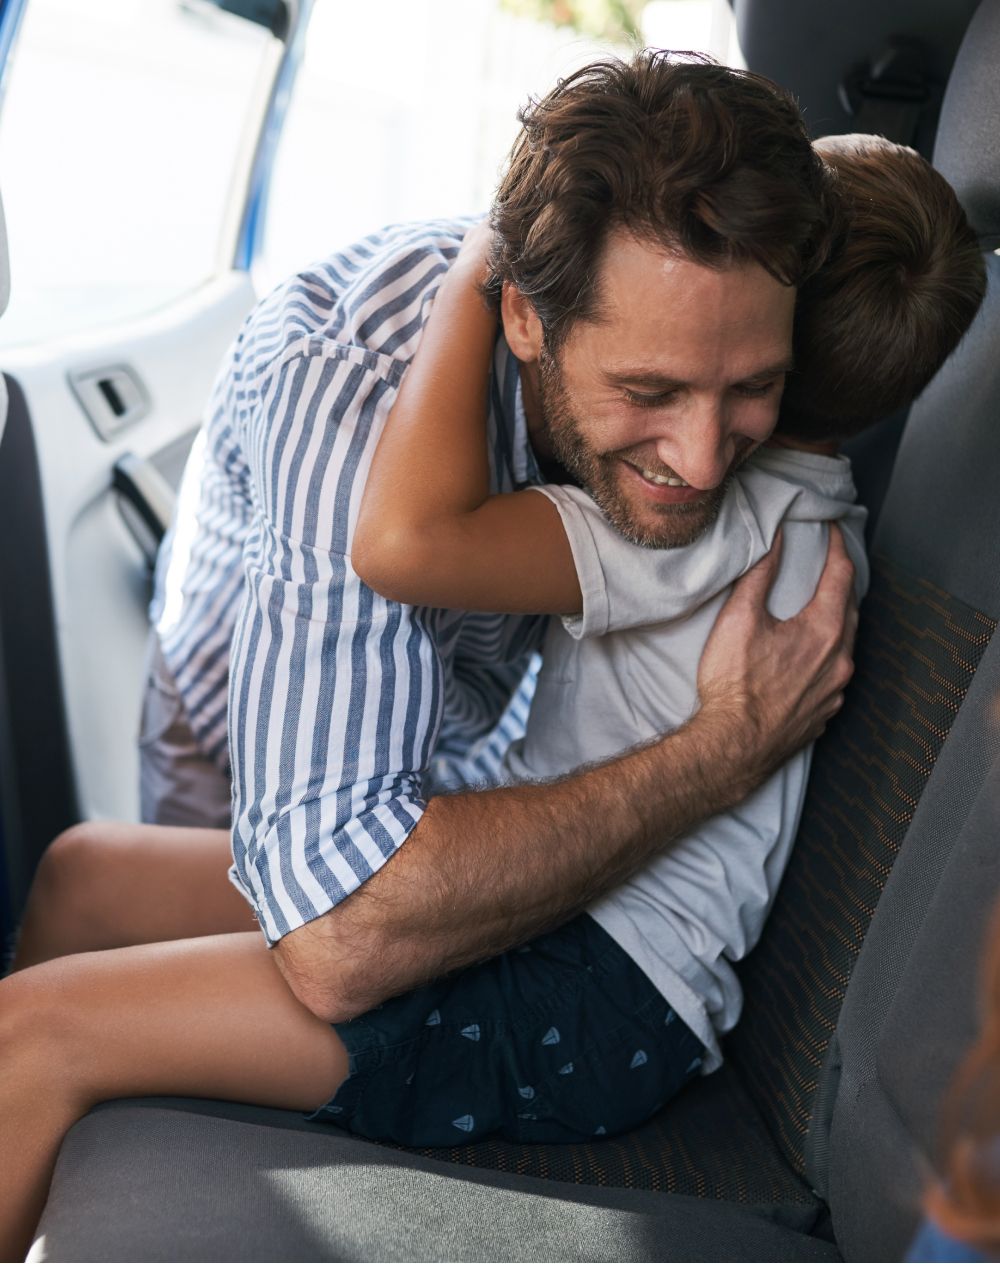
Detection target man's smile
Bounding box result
[620,459,710,506]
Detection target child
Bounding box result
[353,134,986,1076]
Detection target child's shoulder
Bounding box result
[740,445,858,514]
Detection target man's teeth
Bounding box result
[641,468,689,487]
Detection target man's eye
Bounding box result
[624,389,677,408]
[735,379,780,399]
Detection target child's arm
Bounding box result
[352,223,581,616]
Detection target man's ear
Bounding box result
[501,283,545,363]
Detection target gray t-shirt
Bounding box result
[501,446,869,1071]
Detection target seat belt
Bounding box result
[838,38,931,146]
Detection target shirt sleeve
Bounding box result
[531,483,761,639]
[151,349,253,772]
[228,343,446,945]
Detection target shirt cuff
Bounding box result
[231,793,425,946]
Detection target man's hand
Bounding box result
[697,524,858,793]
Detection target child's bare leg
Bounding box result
[13,823,254,970]
[0,930,348,1261]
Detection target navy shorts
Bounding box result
[310,913,705,1147]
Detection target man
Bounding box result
[0,58,857,1255]
[138,52,852,1013]
[135,50,856,997]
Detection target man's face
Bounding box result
[526,231,797,548]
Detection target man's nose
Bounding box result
[656,400,733,490]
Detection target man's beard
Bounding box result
[536,348,731,549]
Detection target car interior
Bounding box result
[2,0,999,1258]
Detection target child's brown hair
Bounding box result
[777,133,986,442]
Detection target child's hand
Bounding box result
[455,219,494,284]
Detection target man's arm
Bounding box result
[274,527,857,1022]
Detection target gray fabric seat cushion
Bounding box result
[30,1102,841,1263]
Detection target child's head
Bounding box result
[776,133,986,444]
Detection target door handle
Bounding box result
[112,453,176,568]
[69,364,150,440]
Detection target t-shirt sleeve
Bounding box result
[531,483,760,639]
[526,484,612,637]
[228,343,444,946]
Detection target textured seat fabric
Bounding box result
[827,678,1000,1260]
[728,558,996,1174]
[409,1061,816,1203]
[821,278,1000,1263]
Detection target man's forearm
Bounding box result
[273,702,759,1021]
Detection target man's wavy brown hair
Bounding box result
[484,50,837,348]
[777,133,986,442]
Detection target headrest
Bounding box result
[0,192,9,319]
[934,0,1000,246]
[733,0,980,156]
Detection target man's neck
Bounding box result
[518,358,548,457]
[517,357,577,484]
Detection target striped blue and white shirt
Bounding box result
[152,220,544,943]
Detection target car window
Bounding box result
[257,0,738,289]
[0,0,278,349]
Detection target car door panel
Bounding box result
[2,272,255,835]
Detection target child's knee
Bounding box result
[30,822,119,924]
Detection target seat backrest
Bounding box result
[738,0,984,546]
[0,191,78,941]
[734,0,980,154]
[726,2,1000,1257]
